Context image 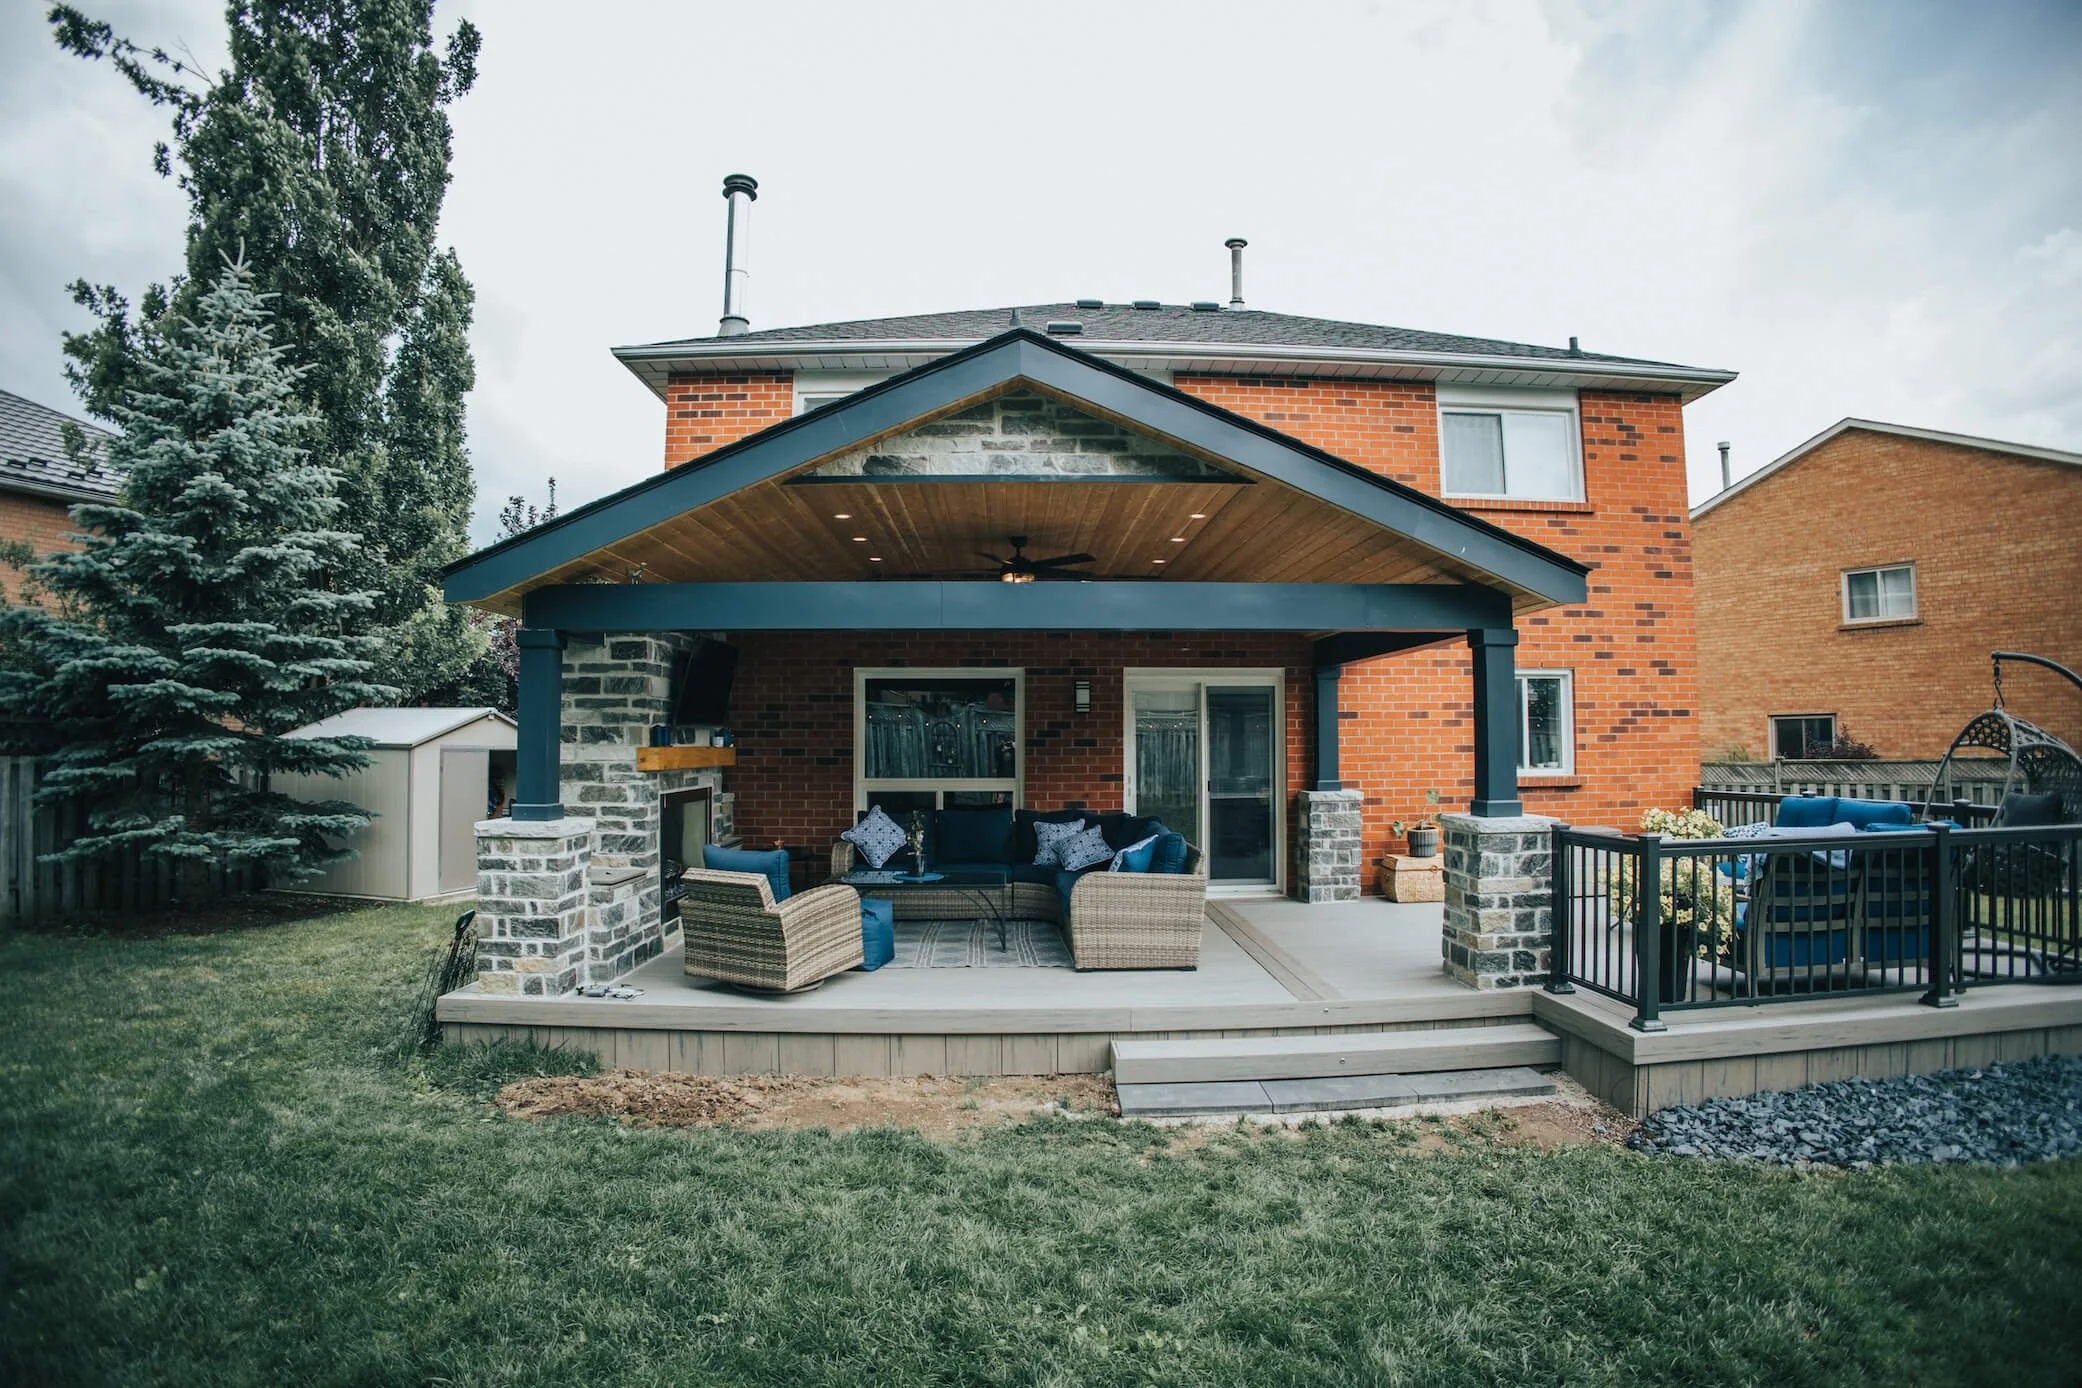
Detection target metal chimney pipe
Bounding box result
[718,173,758,336]
[1225,237,1247,308]
[1717,440,1732,491]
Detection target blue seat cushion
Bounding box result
[1054,865,1106,920]
[1007,862,1056,887]
[1774,796,1839,829]
[704,844,792,902]
[1835,797,1912,829]
[1151,831,1189,875]
[935,808,1013,865]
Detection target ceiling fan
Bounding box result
[971,535,1095,584]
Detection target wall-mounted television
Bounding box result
[671,638,739,725]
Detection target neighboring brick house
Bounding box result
[1692,418,2082,762]
[0,388,119,599]
[447,295,1732,942]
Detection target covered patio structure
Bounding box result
[441,327,1587,1002]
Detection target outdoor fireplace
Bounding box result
[658,784,714,924]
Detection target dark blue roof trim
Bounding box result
[445,328,1589,607]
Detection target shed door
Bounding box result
[438,747,490,895]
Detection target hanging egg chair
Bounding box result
[1928,653,2082,821]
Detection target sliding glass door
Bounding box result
[1125,672,1283,888]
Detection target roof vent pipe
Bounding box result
[1225,237,1247,308]
[1717,440,1732,491]
[718,173,758,336]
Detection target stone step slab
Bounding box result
[1116,1066,1557,1119]
[1111,1023,1560,1085]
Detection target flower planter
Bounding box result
[1405,827,1440,858]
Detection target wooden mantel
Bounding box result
[634,745,736,773]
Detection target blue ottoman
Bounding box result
[858,897,894,971]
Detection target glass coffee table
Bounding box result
[838,865,1011,949]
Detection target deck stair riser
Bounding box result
[1111,1023,1560,1085]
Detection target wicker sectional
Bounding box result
[680,870,864,992]
[828,839,1209,970]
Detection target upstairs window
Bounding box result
[1437,388,1583,502]
[1843,563,1916,623]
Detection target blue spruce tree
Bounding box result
[0,256,391,883]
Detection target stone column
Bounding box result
[1293,788,1363,903]
[584,865,659,984]
[473,816,594,996]
[1439,811,1556,989]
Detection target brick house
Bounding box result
[443,291,1734,994]
[0,388,119,599]
[1693,418,2082,762]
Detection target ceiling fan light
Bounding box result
[1001,569,1035,584]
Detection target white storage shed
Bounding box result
[275,707,518,903]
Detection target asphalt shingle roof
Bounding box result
[0,388,120,498]
[633,302,1683,368]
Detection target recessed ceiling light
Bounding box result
[1188,513,1206,520]
[852,535,868,542]
[1152,558,1166,564]
[1169,536,1186,543]
[833,512,852,520]
[868,555,882,562]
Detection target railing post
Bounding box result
[1632,832,1667,1032]
[1545,824,1576,994]
[1921,822,1959,1008]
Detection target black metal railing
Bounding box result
[1549,817,2079,1031]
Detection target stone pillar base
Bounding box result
[585,865,662,984]
[1438,812,1556,989]
[1377,854,1444,902]
[474,816,595,996]
[1293,789,1364,903]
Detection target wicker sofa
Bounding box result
[829,808,1209,970]
[680,869,863,992]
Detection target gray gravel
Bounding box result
[1630,1054,2082,1168]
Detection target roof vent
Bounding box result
[717,173,758,336]
[1190,301,1220,312]
[1046,321,1084,335]
[1225,237,1247,308]
[1076,298,1103,309]
[1132,299,1160,310]
[1567,335,1583,357]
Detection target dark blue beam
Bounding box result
[513,628,567,820]
[1468,628,1522,817]
[1313,664,1344,791]
[520,581,1515,633]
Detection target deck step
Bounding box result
[1110,1023,1560,1085]
[1116,1066,1557,1119]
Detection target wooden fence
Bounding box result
[1699,758,2011,811]
[0,757,261,926]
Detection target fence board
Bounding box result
[1701,759,2008,809]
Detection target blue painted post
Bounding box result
[512,627,566,821]
[1468,627,1523,817]
[1313,664,1343,791]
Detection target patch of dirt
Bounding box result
[497,1070,1118,1136]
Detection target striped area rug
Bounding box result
[887,918,1074,969]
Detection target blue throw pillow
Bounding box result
[703,844,791,902]
[1151,832,1190,874]
[1836,797,1912,829]
[1111,833,1160,873]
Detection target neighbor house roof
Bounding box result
[1693,417,2082,520]
[613,303,1737,404]
[0,388,120,503]
[450,326,1590,618]
[286,707,515,749]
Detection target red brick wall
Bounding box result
[0,490,86,600]
[663,372,793,466]
[1173,378,1701,852]
[725,631,1313,877]
[1694,431,2082,757]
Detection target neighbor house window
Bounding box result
[855,669,1022,812]
[1517,670,1573,773]
[1842,563,1916,623]
[1439,388,1583,502]
[796,393,852,414]
[794,370,892,415]
[1771,715,1836,759]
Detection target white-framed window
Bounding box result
[854,668,1023,814]
[794,370,893,415]
[1770,714,1837,760]
[1517,670,1573,773]
[1437,385,1583,502]
[1842,562,1916,623]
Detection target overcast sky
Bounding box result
[3,0,2077,541]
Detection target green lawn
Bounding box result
[4,904,2080,1387]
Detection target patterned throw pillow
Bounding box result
[842,805,908,870]
[1032,817,1087,867]
[1055,823,1114,872]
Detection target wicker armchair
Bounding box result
[680,869,863,993]
[1068,844,1208,970]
